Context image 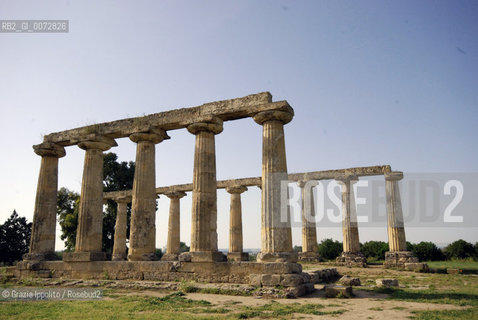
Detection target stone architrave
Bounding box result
[335,175,366,267]
[24,142,66,261]
[297,180,320,262]
[253,110,297,263]
[128,130,169,261]
[112,196,131,261]
[384,171,418,267]
[226,186,249,262]
[64,135,117,262]
[162,191,187,261]
[187,118,225,262]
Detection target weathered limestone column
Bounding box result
[24,142,66,261]
[187,117,225,262]
[384,171,418,267]
[297,180,320,262]
[335,175,366,267]
[226,186,249,262]
[128,130,169,261]
[112,196,131,261]
[253,110,297,262]
[162,191,187,261]
[64,135,117,262]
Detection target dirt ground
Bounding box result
[116,286,466,319]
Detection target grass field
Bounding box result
[1,263,478,319]
[424,259,478,270]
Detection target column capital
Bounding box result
[384,171,404,181]
[33,142,66,158]
[297,180,318,188]
[187,117,223,135]
[253,110,293,125]
[164,191,187,199]
[130,128,170,144]
[336,175,358,185]
[78,134,117,151]
[226,185,248,194]
[115,196,132,204]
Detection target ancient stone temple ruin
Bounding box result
[16,92,421,296]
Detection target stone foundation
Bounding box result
[227,252,249,262]
[298,252,321,262]
[384,251,418,268]
[15,260,316,297]
[335,252,367,267]
[63,252,107,262]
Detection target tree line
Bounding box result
[298,238,478,262]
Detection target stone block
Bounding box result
[178,252,191,262]
[256,252,298,263]
[189,251,226,262]
[376,279,399,287]
[280,274,304,287]
[161,253,179,261]
[249,274,262,286]
[261,274,281,286]
[324,285,353,298]
[227,252,249,262]
[404,263,429,273]
[63,252,106,262]
[338,275,361,286]
[262,262,302,274]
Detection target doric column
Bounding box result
[384,171,419,267]
[24,142,66,261]
[226,186,249,262]
[64,135,117,262]
[297,180,320,262]
[162,191,187,261]
[253,110,296,262]
[187,117,225,262]
[112,196,131,261]
[385,171,407,252]
[335,175,366,266]
[128,130,169,261]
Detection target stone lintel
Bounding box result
[43,93,290,146]
[103,165,392,201]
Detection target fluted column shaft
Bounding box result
[337,176,360,253]
[164,192,186,259]
[112,197,130,261]
[188,119,223,262]
[26,143,65,260]
[72,136,116,261]
[298,181,318,253]
[385,171,407,252]
[254,110,296,262]
[128,131,168,261]
[227,186,247,253]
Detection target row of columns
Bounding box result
[26,107,409,265]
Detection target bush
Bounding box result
[411,241,444,261]
[155,248,163,260]
[317,238,342,260]
[444,239,475,260]
[360,241,389,260]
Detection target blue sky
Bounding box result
[0,1,477,250]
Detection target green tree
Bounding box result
[0,210,32,265]
[444,239,475,260]
[180,242,190,253]
[57,188,80,251]
[317,238,342,260]
[293,245,302,253]
[57,153,135,254]
[410,241,444,261]
[360,241,389,260]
